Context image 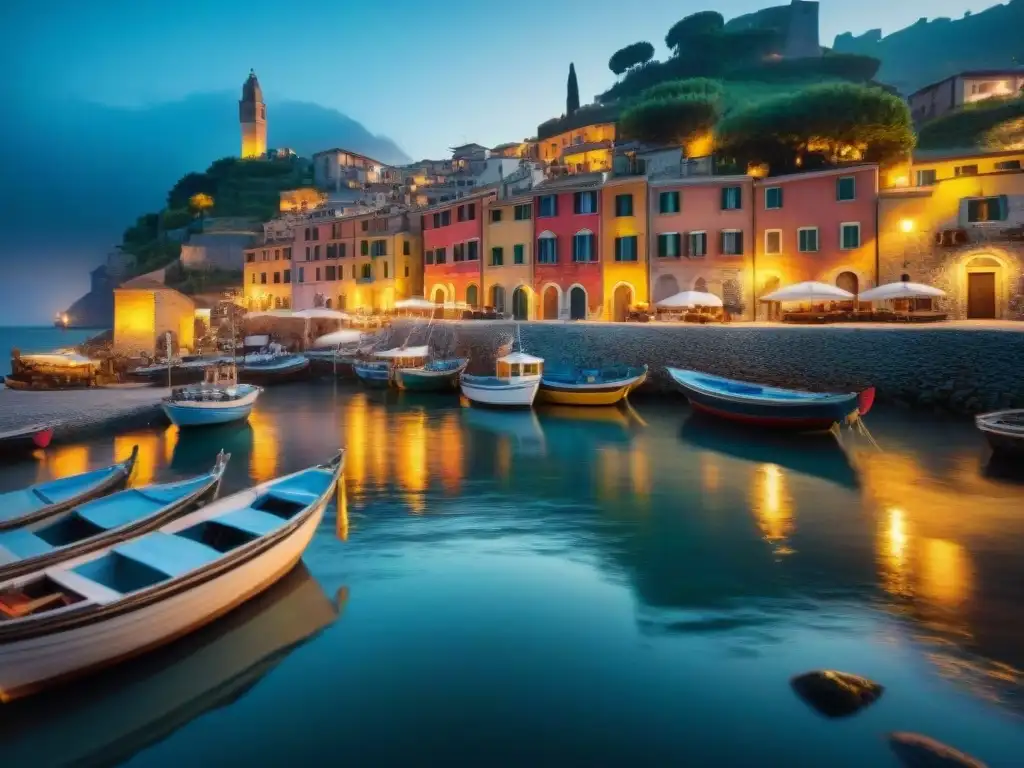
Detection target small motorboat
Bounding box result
[305,330,368,379]
[0,424,54,456]
[0,446,139,531]
[352,359,392,388]
[162,363,262,428]
[538,364,648,406]
[976,410,1024,456]
[394,357,468,392]
[667,368,875,431]
[0,450,344,702]
[355,346,430,388]
[0,452,228,582]
[238,352,310,385]
[461,352,544,408]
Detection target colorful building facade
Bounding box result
[532,177,604,320]
[243,241,294,311]
[483,195,535,319]
[648,174,755,317]
[422,193,492,307]
[880,166,1024,319]
[755,166,879,318]
[535,122,616,174]
[601,177,649,321]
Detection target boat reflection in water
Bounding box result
[171,422,256,475]
[461,403,546,456]
[678,415,861,491]
[0,564,344,767]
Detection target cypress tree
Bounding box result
[567,63,580,116]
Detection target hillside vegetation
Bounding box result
[918,97,1024,151]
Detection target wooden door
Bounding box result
[967,272,996,318]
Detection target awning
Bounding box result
[312,329,366,348]
[761,282,854,302]
[656,291,723,308]
[293,308,350,320]
[394,297,437,310]
[858,282,945,301]
[375,346,430,358]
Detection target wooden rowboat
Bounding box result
[0,450,344,702]
[0,446,139,531]
[0,452,229,583]
[0,424,54,456]
[667,368,875,432]
[394,358,468,392]
[976,410,1024,456]
[538,364,648,406]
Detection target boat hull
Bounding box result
[162,399,258,428]
[537,382,631,406]
[668,368,860,431]
[238,357,310,386]
[0,425,54,456]
[354,364,391,388]
[306,356,355,379]
[460,378,540,408]
[394,367,463,392]
[0,499,325,702]
[976,412,1024,456]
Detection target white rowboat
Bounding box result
[0,450,344,702]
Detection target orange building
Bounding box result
[600,176,649,320]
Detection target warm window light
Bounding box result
[900,219,915,234]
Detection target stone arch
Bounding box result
[512,284,532,320]
[541,283,561,320]
[694,277,708,293]
[963,252,1007,319]
[611,282,634,322]
[430,284,448,305]
[491,284,506,314]
[466,283,479,308]
[836,271,859,295]
[653,274,680,302]
[325,297,333,309]
[568,284,587,320]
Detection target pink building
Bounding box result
[422,192,493,308]
[755,165,879,319]
[648,175,755,317]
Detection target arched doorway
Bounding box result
[542,285,560,320]
[836,271,858,295]
[512,286,529,320]
[466,283,479,309]
[569,286,587,320]
[694,277,708,293]
[432,286,445,305]
[491,285,506,314]
[761,275,781,321]
[653,274,679,302]
[965,254,1001,318]
[612,284,633,322]
[325,298,332,309]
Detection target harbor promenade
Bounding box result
[0,385,169,441]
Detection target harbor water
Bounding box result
[1,381,1024,766]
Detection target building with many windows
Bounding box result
[243,240,294,311]
[601,176,649,321]
[483,193,535,319]
[422,191,494,308]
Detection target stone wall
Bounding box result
[416,321,1024,416]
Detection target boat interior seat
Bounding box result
[73,491,164,531]
[136,475,212,505]
[111,532,223,579]
[0,528,55,561]
[0,490,48,522]
[214,507,290,537]
[35,468,112,504]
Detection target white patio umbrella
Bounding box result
[292,308,350,320]
[375,345,430,358]
[394,297,437,311]
[858,282,945,301]
[760,281,854,302]
[312,329,365,348]
[244,309,296,319]
[656,290,724,309]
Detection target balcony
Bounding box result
[357,276,375,284]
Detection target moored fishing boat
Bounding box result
[238,352,310,385]
[976,410,1024,456]
[305,330,368,379]
[355,346,431,388]
[128,357,229,387]
[667,368,874,432]
[0,452,228,583]
[0,450,344,702]
[0,447,139,531]
[0,424,54,456]
[162,364,262,428]
[393,356,468,392]
[353,359,392,387]
[460,352,544,408]
[538,364,648,406]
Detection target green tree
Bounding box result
[717,83,915,173]
[567,62,580,116]
[620,94,721,147]
[641,78,724,102]
[665,11,724,54]
[609,41,655,76]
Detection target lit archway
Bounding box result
[542,284,560,319]
[431,286,446,305]
[653,274,680,302]
[964,254,1003,319]
[836,271,858,295]
[569,285,587,320]
[612,283,634,322]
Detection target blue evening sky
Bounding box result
[5,0,993,160]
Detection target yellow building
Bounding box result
[483,195,534,319]
[113,277,196,356]
[535,122,616,172]
[883,148,1024,189]
[279,187,327,213]
[243,242,293,311]
[355,228,422,312]
[600,177,649,321]
[879,164,1024,319]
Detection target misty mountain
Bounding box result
[833,0,1024,95]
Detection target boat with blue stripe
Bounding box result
[162,364,262,428]
[667,368,874,431]
[538,364,648,406]
[394,357,468,392]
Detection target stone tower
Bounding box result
[239,69,266,159]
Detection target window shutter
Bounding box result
[776,187,783,208]
[966,199,981,222]
[998,195,1010,221]
[721,187,728,209]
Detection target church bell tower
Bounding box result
[239,69,267,159]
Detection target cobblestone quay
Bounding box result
[0,385,169,441]
[429,321,1024,416]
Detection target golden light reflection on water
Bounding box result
[919,538,973,610]
[700,456,721,494]
[396,409,428,513]
[749,463,794,556]
[114,432,161,486]
[248,407,280,484]
[344,394,368,494]
[336,479,349,540]
[43,444,90,480]
[496,436,512,484]
[436,411,462,495]
[878,507,912,599]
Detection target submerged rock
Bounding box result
[789,670,884,718]
[889,732,987,768]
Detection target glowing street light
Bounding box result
[900,219,915,234]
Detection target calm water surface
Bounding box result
[2,382,1024,766]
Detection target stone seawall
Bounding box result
[393,321,1024,416]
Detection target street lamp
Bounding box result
[900,219,915,234]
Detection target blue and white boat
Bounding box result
[237,337,310,385]
[0,450,342,702]
[460,352,544,408]
[0,452,228,582]
[667,368,875,432]
[0,447,139,532]
[353,360,392,387]
[163,364,262,428]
